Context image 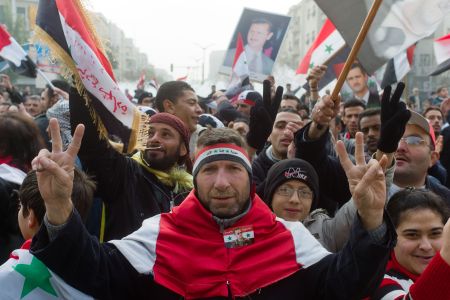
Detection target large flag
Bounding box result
[381,45,416,89]
[35,0,148,153]
[314,0,450,74]
[0,248,92,299]
[296,19,346,75]
[226,33,251,104]
[0,25,37,78]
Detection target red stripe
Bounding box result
[55,0,115,81]
[406,45,416,65]
[0,26,12,51]
[232,33,245,69]
[296,19,336,74]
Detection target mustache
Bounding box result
[209,190,236,198]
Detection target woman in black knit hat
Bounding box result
[264,158,319,222]
[264,158,358,252]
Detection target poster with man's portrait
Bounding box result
[220,8,291,82]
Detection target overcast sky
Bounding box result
[89,0,300,77]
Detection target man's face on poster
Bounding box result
[247,22,273,52]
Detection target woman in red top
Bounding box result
[370,189,450,299]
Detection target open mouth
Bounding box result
[146,145,163,151]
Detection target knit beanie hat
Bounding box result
[149,113,191,161]
[264,159,319,210]
[237,90,263,107]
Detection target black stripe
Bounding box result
[36,0,70,54]
[371,281,405,300]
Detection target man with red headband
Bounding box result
[30,123,395,299]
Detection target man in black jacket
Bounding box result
[30,124,395,299]
[70,90,192,240]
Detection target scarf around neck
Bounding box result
[131,151,193,193]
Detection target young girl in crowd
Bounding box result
[370,189,450,299]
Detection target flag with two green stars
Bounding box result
[0,249,92,299]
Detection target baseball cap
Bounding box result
[408,109,436,147]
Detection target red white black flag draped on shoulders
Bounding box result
[35,0,148,153]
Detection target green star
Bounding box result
[309,62,314,69]
[13,256,58,299]
[227,236,232,241]
[325,45,333,54]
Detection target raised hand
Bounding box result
[336,132,388,230]
[246,80,283,150]
[377,83,411,153]
[31,118,85,225]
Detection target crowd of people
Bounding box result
[1,61,450,299]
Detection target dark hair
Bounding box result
[343,99,366,114]
[137,92,153,104]
[358,108,381,128]
[349,62,368,76]
[154,81,195,112]
[436,87,448,94]
[0,112,45,172]
[197,127,247,150]
[277,107,301,117]
[46,79,70,99]
[251,18,273,32]
[387,189,450,228]
[423,106,443,118]
[298,103,310,115]
[19,168,96,225]
[233,117,250,125]
[282,94,300,101]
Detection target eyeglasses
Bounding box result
[276,186,313,200]
[398,136,428,147]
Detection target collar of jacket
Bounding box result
[131,151,193,193]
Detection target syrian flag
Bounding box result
[35,0,148,153]
[314,0,450,74]
[0,248,93,299]
[226,33,251,103]
[296,19,346,76]
[430,34,450,76]
[0,25,37,78]
[381,45,416,89]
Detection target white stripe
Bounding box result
[277,217,330,268]
[0,37,27,67]
[58,13,136,128]
[233,52,249,78]
[380,290,408,300]
[193,147,251,174]
[434,36,450,65]
[224,234,237,242]
[384,274,413,295]
[0,164,27,185]
[310,30,345,66]
[110,214,161,275]
[393,51,410,81]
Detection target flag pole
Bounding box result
[36,68,55,89]
[330,0,383,102]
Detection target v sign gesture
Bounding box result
[336,132,388,231]
[31,118,85,225]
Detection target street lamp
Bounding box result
[195,43,214,84]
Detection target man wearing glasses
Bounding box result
[392,110,450,204]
